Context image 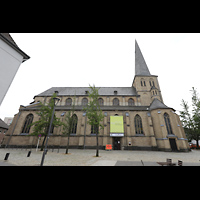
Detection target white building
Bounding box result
[0,33,30,106]
[4,117,13,126]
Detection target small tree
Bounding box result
[83,85,104,157]
[180,87,200,148]
[30,93,63,151]
[62,96,77,154]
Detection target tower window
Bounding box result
[149,79,155,87]
[141,79,146,87]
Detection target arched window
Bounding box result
[82,98,88,106]
[134,114,144,135]
[21,114,34,134]
[98,98,104,106]
[164,113,173,135]
[66,98,72,106]
[71,114,78,134]
[113,98,119,106]
[128,98,135,106]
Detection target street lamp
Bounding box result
[40,97,60,166]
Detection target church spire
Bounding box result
[135,40,151,76]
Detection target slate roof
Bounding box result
[135,40,151,76]
[0,118,9,129]
[35,87,139,97]
[149,98,174,111]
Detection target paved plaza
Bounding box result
[0,148,199,166]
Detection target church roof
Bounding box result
[135,40,151,76]
[149,98,175,111]
[35,87,139,97]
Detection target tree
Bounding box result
[180,87,200,149]
[83,85,104,157]
[62,96,77,154]
[30,93,63,151]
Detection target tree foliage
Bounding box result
[30,93,63,150]
[83,85,104,157]
[62,96,77,154]
[180,87,200,148]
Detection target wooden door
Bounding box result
[169,138,178,151]
[113,137,121,150]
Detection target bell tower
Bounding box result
[132,40,163,106]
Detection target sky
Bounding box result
[0,33,200,120]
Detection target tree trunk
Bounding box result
[65,135,70,154]
[40,135,47,151]
[196,139,199,149]
[96,127,99,157]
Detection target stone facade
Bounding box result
[2,40,190,152]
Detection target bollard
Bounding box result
[27,151,31,157]
[4,153,10,160]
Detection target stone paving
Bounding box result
[0,148,200,166]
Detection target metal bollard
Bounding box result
[27,151,31,157]
[4,153,10,160]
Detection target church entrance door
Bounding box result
[169,138,178,151]
[113,137,121,150]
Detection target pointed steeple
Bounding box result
[135,40,151,76]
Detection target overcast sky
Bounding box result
[0,33,200,120]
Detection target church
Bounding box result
[3,40,190,152]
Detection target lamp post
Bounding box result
[40,97,60,166]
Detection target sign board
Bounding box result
[110,116,124,137]
[110,133,124,137]
[106,144,112,150]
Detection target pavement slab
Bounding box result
[0,148,199,166]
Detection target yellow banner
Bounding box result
[110,116,124,133]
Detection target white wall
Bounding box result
[0,39,23,106]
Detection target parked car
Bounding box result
[189,142,200,149]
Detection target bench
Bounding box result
[157,158,176,166]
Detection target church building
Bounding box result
[3,40,190,152]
